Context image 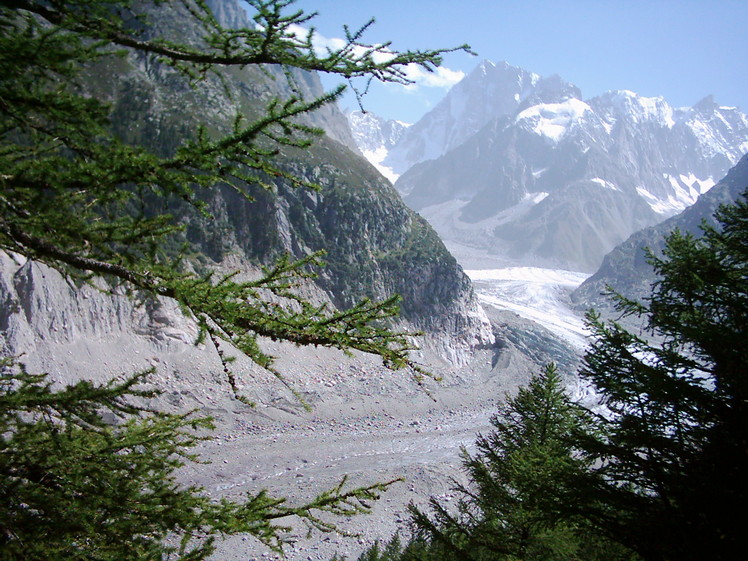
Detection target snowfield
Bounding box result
[466,267,590,349]
[515,98,592,142]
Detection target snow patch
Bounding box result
[685,109,748,161]
[638,174,715,215]
[416,192,550,254]
[361,147,400,183]
[526,191,549,204]
[638,95,675,127]
[516,99,592,142]
[479,59,496,75]
[607,90,675,127]
[687,119,723,157]
[589,177,619,191]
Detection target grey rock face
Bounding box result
[346,110,410,154]
[383,60,556,176]
[205,0,248,29]
[202,0,360,153]
[0,252,207,389]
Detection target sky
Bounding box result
[280,0,748,124]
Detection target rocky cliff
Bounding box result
[381,60,567,176]
[0,0,494,401]
[345,110,410,181]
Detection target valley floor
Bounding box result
[1,254,590,561]
[195,266,590,561]
[192,399,495,561]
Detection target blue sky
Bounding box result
[283,0,748,124]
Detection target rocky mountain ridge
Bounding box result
[380,60,581,177]
[349,59,748,272]
[0,6,591,559]
[345,110,410,182]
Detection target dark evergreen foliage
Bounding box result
[430,364,635,560]
[356,193,747,561]
[407,365,584,560]
[0,0,471,387]
[568,191,748,561]
[0,360,397,559]
[354,534,439,561]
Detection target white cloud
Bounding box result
[287,24,347,54]
[401,64,465,89]
[286,24,463,90]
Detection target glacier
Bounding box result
[466,267,590,350]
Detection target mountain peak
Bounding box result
[477,59,496,73]
[692,94,718,113]
[596,89,675,127]
[515,98,593,143]
[382,60,573,174]
[378,77,746,272]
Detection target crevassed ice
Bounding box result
[465,267,590,349]
[465,267,588,285]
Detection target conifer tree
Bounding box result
[0,0,469,384]
[403,364,627,561]
[0,360,402,559]
[0,1,471,557]
[567,192,748,561]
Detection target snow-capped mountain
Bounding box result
[346,110,410,182]
[377,60,748,272]
[380,60,582,177]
